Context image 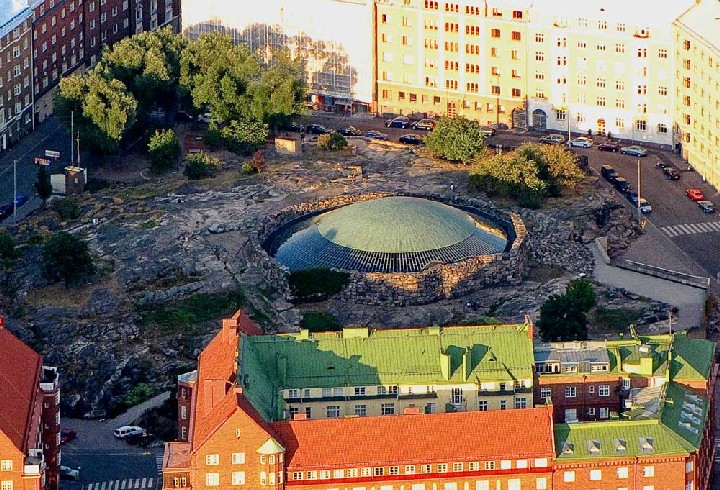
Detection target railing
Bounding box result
[617,260,710,289]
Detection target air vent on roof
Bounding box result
[561,442,574,455]
[681,411,701,425]
[587,440,601,455]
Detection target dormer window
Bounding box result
[639,437,654,453]
[635,27,650,38]
[615,439,627,455]
[587,440,601,455]
[562,442,574,455]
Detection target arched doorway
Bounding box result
[597,118,606,135]
[512,108,527,129]
[532,109,547,131]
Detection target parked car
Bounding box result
[411,118,435,131]
[569,137,593,148]
[365,130,389,140]
[686,188,705,201]
[399,134,424,145]
[0,205,13,220]
[14,194,29,207]
[125,431,156,447]
[479,126,496,137]
[60,429,77,445]
[539,134,565,144]
[385,116,411,129]
[663,167,680,180]
[600,165,619,181]
[620,145,648,157]
[305,124,331,134]
[597,142,620,152]
[59,466,80,481]
[337,126,362,136]
[197,112,215,124]
[613,177,631,193]
[655,161,670,169]
[174,110,193,123]
[114,426,145,439]
[490,122,509,130]
[637,198,652,214]
[698,200,715,213]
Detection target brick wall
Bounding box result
[553,456,689,490]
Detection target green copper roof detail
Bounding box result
[670,332,715,381]
[316,196,478,253]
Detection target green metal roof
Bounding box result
[661,383,709,448]
[670,332,715,381]
[239,324,534,421]
[316,197,478,253]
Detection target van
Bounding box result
[114,426,144,439]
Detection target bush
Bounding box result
[184,151,220,180]
[148,129,181,173]
[204,125,222,150]
[123,383,154,408]
[318,132,348,150]
[537,279,596,342]
[300,311,341,332]
[220,119,269,156]
[51,198,81,220]
[40,231,95,288]
[287,269,350,303]
[425,116,486,163]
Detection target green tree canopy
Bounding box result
[34,165,53,204]
[536,279,596,342]
[148,129,181,173]
[40,231,95,288]
[565,278,597,312]
[247,51,307,130]
[424,116,486,163]
[100,28,185,118]
[0,231,20,270]
[219,119,269,156]
[55,71,138,155]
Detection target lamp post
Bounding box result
[12,159,16,224]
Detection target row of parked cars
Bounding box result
[538,134,649,156]
[114,425,157,447]
[601,164,652,213]
[299,123,425,145]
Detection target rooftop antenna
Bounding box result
[668,309,673,336]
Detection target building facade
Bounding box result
[673,0,720,188]
[0,316,61,490]
[0,5,35,152]
[164,311,716,490]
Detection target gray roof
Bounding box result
[535,341,610,364]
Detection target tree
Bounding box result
[317,132,348,150]
[220,119,268,156]
[40,231,95,288]
[148,129,181,173]
[424,116,486,163]
[0,231,19,270]
[55,71,138,155]
[34,165,53,204]
[565,278,597,312]
[536,279,596,342]
[184,152,220,180]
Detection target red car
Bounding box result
[60,429,77,444]
[597,142,620,152]
[686,188,705,201]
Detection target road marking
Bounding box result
[84,478,156,490]
[135,478,141,488]
[147,478,153,488]
[141,478,147,488]
[120,480,126,490]
[100,482,107,490]
[662,221,720,237]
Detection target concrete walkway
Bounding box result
[110,391,171,428]
[588,244,706,330]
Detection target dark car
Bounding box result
[663,167,680,180]
[385,116,411,129]
[597,142,620,152]
[174,110,193,123]
[365,130,389,140]
[698,200,715,213]
[337,126,362,136]
[305,124,331,134]
[411,119,435,131]
[59,466,80,481]
[399,134,424,145]
[60,429,77,445]
[14,194,29,207]
[0,205,12,220]
[490,123,509,130]
[626,191,639,205]
[600,165,618,181]
[655,161,670,169]
[613,177,631,193]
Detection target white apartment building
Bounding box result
[526,0,694,146]
[673,0,720,188]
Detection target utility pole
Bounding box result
[12,159,16,223]
[637,159,642,222]
[70,111,74,165]
[76,133,81,166]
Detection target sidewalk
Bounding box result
[588,243,706,330]
[110,391,171,428]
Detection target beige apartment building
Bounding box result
[673,0,720,188]
[375,0,531,126]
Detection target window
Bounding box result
[597,97,606,107]
[600,407,609,418]
[491,29,500,38]
[500,400,507,410]
[617,467,629,478]
[513,10,522,19]
[326,405,340,418]
[405,465,416,474]
[565,387,576,398]
[540,388,551,400]
[484,461,495,470]
[590,469,601,480]
[381,403,395,415]
[599,385,610,396]
[644,466,655,477]
[616,118,625,129]
[347,469,359,478]
[535,52,544,61]
[231,453,245,464]
[657,124,668,134]
[588,407,596,415]
[1,482,12,490]
[231,472,245,485]
[622,378,631,390]
[374,467,384,476]
[536,478,547,490]
[597,43,606,51]
[637,85,647,95]
[511,88,521,98]
[557,57,566,66]
[205,454,220,466]
[512,31,521,41]
[658,49,668,59]
[355,404,367,416]
[596,77,606,88]
[476,483,489,490]
[637,48,647,58]
[535,33,544,43]
[478,400,488,411]
[0,462,11,472]
[514,397,527,408]
[564,471,575,482]
[205,474,219,486]
[437,463,448,473]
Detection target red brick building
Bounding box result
[0,317,61,490]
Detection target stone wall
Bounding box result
[254,193,529,306]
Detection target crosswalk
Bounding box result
[155,453,164,474]
[661,221,720,237]
[82,479,154,490]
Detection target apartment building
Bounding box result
[375,0,529,125]
[164,310,716,490]
[0,317,61,490]
[673,0,720,188]
[130,0,181,36]
[0,4,35,152]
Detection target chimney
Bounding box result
[223,316,240,344]
[525,315,534,339]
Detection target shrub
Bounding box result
[287,269,350,303]
[220,119,269,156]
[148,129,181,173]
[425,116,486,163]
[204,125,222,150]
[300,311,341,332]
[318,132,348,150]
[123,383,154,408]
[51,198,81,220]
[184,151,220,180]
[40,231,95,288]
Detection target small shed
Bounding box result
[275,136,299,154]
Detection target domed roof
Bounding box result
[273,197,508,273]
[317,196,477,253]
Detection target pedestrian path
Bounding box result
[82,478,154,490]
[661,221,720,237]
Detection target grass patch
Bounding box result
[138,289,247,334]
[300,311,341,332]
[590,307,644,332]
[139,219,158,230]
[26,282,95,308]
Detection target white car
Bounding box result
[197,112,215,124]
[59,466,80,480]
[620,145,648,157]
[114,425,145,438]
[569,137,592,148]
